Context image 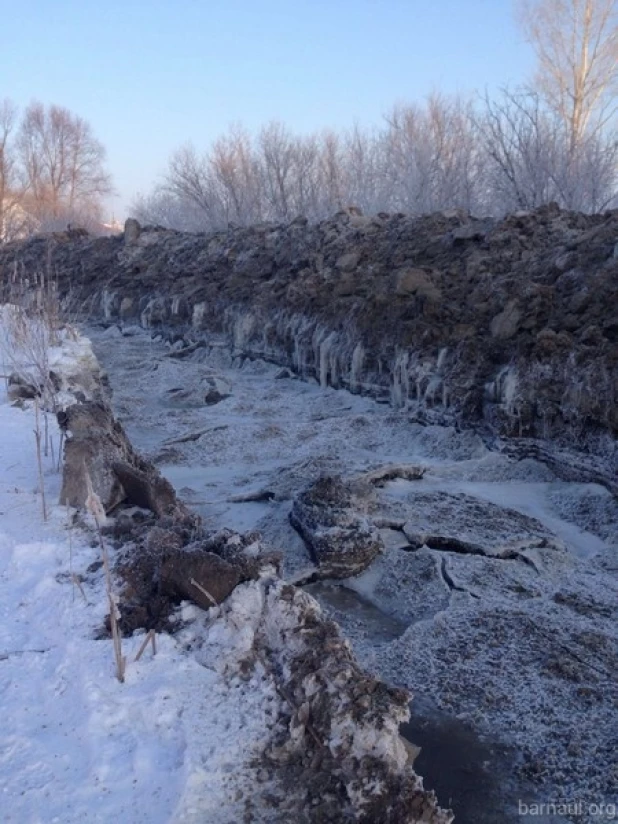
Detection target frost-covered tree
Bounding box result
[383,95,483,214]
[0,99,20,241]
[478,87,618,212]
[134,87,617,231]
[17,102,112,228]
[517,0,618,150]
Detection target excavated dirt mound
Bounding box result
[1,204,616,473]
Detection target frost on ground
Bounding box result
[0,321,451,823]
[86,325,618,824]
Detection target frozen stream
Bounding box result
[89,325,617,824]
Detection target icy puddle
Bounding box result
[304,581,409,644]
[89,325,618,824]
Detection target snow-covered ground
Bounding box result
[86,324,617,824]
[0,333,286,824]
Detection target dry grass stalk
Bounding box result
[71,573,89,605]
[190,577,218,607]
[134,630,157,662]
[33,396,47,521]
[84,468,125,683]
[56,430,64,473]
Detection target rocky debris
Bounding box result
[85,324,617,821]
[110,519,282,634]
[203,374,231,405]
[161,548,241,612]
[204,577,453,823]
[123,217,141,246]
[57,401,188,518]
[356,463,426,486]
[6,373,39,402]
[289,475,384,579]
[43,325,456,820]
[162,374,231,408]
[1,204,617,465]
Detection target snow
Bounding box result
[0,327,281,824]
[0,306,103,410]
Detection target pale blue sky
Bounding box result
[1,0,534,218]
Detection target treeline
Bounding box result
[0,100,112,241]
[132,89,618,231]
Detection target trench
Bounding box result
[87,323,617,824]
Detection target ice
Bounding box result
[349,342,365,392]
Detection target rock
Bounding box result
[57,401,188,517]
[124,218,141,245]
[159,550,241,609]
[336,251,361,271]
[115,523,282,633]
[199,527,282,580]
[275,367,294,380]
[490,299,521,339]
[7,373,39,402]
[395,268,441,302]
[399,491,562,557]
[204,375,231,405]
[452,223,487,243]
[111,461,179,517]
[289,475,384,578]
[162,375,231,408]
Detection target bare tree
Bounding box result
[210,126,263,225]
[343,124,387,215]
[383,95,482,214]
[258,122,297,221]
[164,144,219,226]
[135,82,617,231]
[518,0,618,149]
[131,187,207,231]
[288,134,321,219]
[17,102,112,226]
[476,89,560,211]
[0,100,21,241]
[477,86,618,212]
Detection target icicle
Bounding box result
[101,289,116,321]
[319,331,338,388]
[436,347,448,371]
[350,343,365,392]
[391,351,410,408]
[192,302,207,329]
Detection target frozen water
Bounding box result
[86,325,618,824]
